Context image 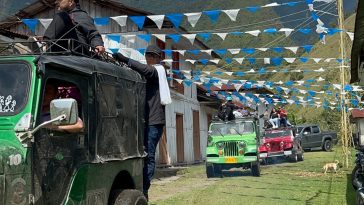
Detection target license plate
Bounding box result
[284,150,292,155]
[225,157,237,163]
[259,153,268,158]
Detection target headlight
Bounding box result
[239,141,246,149]
[216,142,225,150]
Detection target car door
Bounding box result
[310,126,322,147]
[301,127,312,148]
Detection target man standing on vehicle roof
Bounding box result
[43,0,105,54]
[112,45,172,201]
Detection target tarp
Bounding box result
[351,0,364,83]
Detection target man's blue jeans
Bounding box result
[143,124,164,194]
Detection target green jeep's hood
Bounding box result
[211,133,257,144]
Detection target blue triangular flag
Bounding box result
[336,58,343,63]
[327,28,343,36]
[298,28,311,35]
[184,80,193,87]
[310,12,319,21]
[271,58,283,66]
[284,2,299,6]
[285,81,294,86]
[197,33,211,41]
[306,0,313,4]
[247,58,256,64]
[94,17,109,26]
[306,79,315,83]
[22,19,39,33]
[203,10,221,24]
[214,71,223,75]
[230,31,242,36]
[225,58,233,64]
[246,7,260,13]
[187,50,200,55]
[107,34,121,43]
[344,84,353,91]
[242,48,255,54]
[235,71,245,76]
[299,57,309,63]
[272,47,283,53]
[308,90,316,96]
[137,34,151,43]
[137,48,146,55]
[109,48,119,54]
[264,28,278,34]
[166,13,184,29]
[199,59,209,65]
[302,45,313,53]
[167,34,181,43]
[259,68,266,75]
[214,49,227,55]
[164,49,173,56]
[129,16,146,30]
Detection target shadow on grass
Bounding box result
[347,174,356,205]
[220,191,305,202]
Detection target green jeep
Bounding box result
[0,40,147,204]
[205,117,261,178]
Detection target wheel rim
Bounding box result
[326,141,331,150]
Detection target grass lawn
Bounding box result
[149,147,356,205]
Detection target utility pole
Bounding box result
[337,0,349,168]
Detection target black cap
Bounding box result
[145,45,162,57]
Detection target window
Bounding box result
[312,126,320,134]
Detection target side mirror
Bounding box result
[208,130,212,136]
[50,98,78,126]
[303,132,309,135]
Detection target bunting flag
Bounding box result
[148,15,165,29]
[22,19,38,33]
[129,16,146,30]
[111,15,128,27]
[185,12,202,27]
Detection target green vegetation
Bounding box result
[150,148,355,205]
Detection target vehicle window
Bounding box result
[211,121,254,135]
[312,126,320,133]
[297,127,303,133]
[264,130,293,138]
[0,62,31,116]
[303,127,311,134]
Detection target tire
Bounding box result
[110,189,147,205]
[214,164,223,178]
[206,163,215,178]
[353,165,363,190]
[297,152,304,161]
[290,154,298,162]
[322,140,333,152]
[357,189,364,205]
[251,162,261,177]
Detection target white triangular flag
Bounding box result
[264,58,270,64]
[308,4,314,11]
[324,58,335,62]
[287,99,294,104]
[225,72,234,76]
[317,77,325,82]
[247,69,255,73]
[314,68,325,72]
[279,28,294,37]
[201,49,213,55]
[284,58,296,63]
[209,59,220,64]
[185,12,202,28]
[215,33,228,40]
[271,70,278,73]
[221,79,229,84]
[176,50,186,56]
[263,2,280,7]
[330,106,335,110]
[175,79,183,84]
[148,15,165,30]
[228,49,241,55]
[39,19,52,29]
[203,71,211,75]
[245,30,261,37]
[313,58,322,63]
[194,82,203,86]
[233,58,244,64]
[257,48,269,51]
[222,9,240,21]
[285,47,299,54]
[123,35,135,44]
[185,59,196,64]
[347,32,354,41]
[153,34,166,42]
[111,16,128,27]
[333,84,341,90]
[182,34,196,45]
[214,83,223,89]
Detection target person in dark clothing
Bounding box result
[112,45,168,201]
[218,96,238,121]
[43,0,105,54]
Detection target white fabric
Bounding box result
[284,58,296,63]
[264,58,270,64]
[215,33,228,40]
[185,12,202,27]
[182,34,197,45]
[317,77,325,82]
[153,34,166,42]
[222,9,240,21]
[285,47,299,54]
[176,50,186,56]
[233,84,243,91]
[247,69,255,73]
[202,49,213,55]
[209,59,220,64]
[314,68,325,72]
[279,28,294,37]
[175,79,183,84]
[313,58,322,63]
[262,2,280,7]
[225,72,234,76]
[185,59,196,64]
[228,49,241,54]
[39,19,52,29]
[347,32,354,41]
[111,16,128,27]
[245,30,261,36]
[148,15,165,30]
[233,58,244,64]
[257,48,269,51]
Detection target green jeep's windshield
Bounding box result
[0,62,31,116]
[211,121,254,136]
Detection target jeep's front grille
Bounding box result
[224,142,239,156]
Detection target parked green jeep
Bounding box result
[205,117,260,178]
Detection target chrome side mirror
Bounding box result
[50,98,78,125]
